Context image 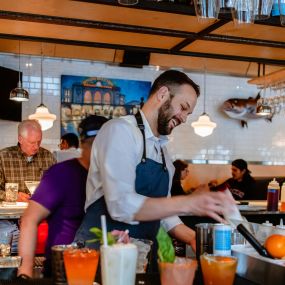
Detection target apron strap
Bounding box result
[135,111,146,163]
[160,147,167,172]
[135,111,167,171]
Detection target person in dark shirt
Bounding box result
[59,133,79,150]
[171,159,189,196]
[210,159,256,200]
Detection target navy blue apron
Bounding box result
[75,112,169,271]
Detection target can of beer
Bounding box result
[213,224,231,256]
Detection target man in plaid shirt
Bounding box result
[0,119,55,202]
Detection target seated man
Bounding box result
[18,115,108,278]
[53,132,81,162]
[209,159,256,200]
[0,119,55,202]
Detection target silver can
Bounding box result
[213,223,231,256]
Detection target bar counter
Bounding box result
[0,272,258,285]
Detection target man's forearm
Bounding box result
[134,196,189,222]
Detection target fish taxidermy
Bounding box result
[222,93,273,128]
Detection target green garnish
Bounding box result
[156,227,175,263]
[87,227,116,245]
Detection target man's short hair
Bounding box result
[18,120,42,138]
[61,133,79,148]
[149,70,200,98]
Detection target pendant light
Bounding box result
[256,88,272,116]
[29,45,56,131]
[191,67,217,137]
[9,41,29,102]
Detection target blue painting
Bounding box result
[60,75,151,136]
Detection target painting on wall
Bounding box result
[61,75,152,136]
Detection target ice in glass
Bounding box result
[63,248,99,285]
[200,254,237,285]
[100,243,138,285]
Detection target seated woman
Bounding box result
[171,159,190,196]
[209,159,256,200]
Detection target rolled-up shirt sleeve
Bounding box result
[161,215,183,232]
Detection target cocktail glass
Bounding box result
[130,238,153,273]
[63,248,99,285]
[0,232,13,257]
[159,257,197,285]
[24,181,40,195]
[100,243,138,285]
[5,183,18,203]
[200,254,237,285]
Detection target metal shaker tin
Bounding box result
[213,223,231,256]
[195,223,213,260]
[51,244,75,285]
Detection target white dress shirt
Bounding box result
[53,148,81,162]
[85,111,182,232]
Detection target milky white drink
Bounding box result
[100,243,138,285]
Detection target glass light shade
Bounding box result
[191,113,217,137]
[9,81,29,102]
[256,104,272,116]
[29,104,56,131]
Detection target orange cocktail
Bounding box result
[200,254,237,285]
[63,248,99,285]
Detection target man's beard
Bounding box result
[157,99,173,135]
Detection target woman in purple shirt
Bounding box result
[18,115,108,278]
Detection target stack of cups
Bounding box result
[254,0,274,20]
[193,0,220,21]
[231,0,255,25]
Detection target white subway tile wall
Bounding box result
[1,53,285,164]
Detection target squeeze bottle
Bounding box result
[267,178,280,211]
[280,182,285,211]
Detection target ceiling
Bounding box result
[0,0,285,78]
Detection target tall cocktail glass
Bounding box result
[200,254,237,285]
[100,243,138,285]
[63,248,99,285]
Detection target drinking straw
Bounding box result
[101,215,108,247]
[117,229,129,243]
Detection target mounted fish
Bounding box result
[222,93,273,127]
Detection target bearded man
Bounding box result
[75,70,235,271]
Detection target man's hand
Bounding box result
[17,192,30,202]
[186,190,236,223]
[208,179,218,188]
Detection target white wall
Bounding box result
[1,53,285,166]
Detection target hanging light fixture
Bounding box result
[29,45,56,131]
[191,67,217,137]
[256,89,272,116]
[10,41,29,102]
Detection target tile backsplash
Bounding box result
[1,53,285,165]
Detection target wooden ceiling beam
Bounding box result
[0,32,285,66]
[0,11,284,50]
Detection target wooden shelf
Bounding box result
[247,68,285,88]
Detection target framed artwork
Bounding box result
[60,75,151,136]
